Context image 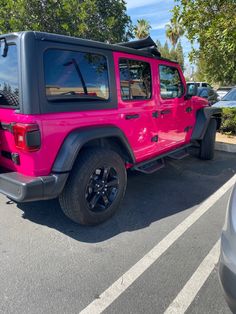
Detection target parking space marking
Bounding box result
[80,175,236,314]
[164,239,220,314]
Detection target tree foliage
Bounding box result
[220,108,236,135]
[165,17,184,47]
[0,0,133,43]
[173,0,236,85]
[157,40,185,70]
[134,19,151,39]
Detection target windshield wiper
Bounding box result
[63,59,88,95]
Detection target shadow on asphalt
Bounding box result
[17,151,236,243]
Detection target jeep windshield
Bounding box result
[0,44,19,107]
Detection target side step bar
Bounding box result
[168,149,189,160]
[134,158,165,174]
[132,144,192,174]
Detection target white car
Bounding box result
[187,81,213,89]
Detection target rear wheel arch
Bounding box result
[52,126,135,173]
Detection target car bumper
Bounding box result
[219,259,236,313]
[0,171,68,202]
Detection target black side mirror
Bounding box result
[0,38,8,57]
[186,83,198,97]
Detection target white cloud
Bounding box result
[126,0,163,10]
[151,22,167,30]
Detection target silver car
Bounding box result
[219,184,236,312]
[214,87,236,108]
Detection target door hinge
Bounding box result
[184,126,193,132]
[152,111,159,118]
[151,135,159,142]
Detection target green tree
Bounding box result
[172,0,236,84]
[175,41,184,70]
[159,41,170,59]
[195,56,208,82]
[0,0,133,43]
[165,17,184,47]
[157,40,184,69]
[134,19,151,39]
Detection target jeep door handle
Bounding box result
[160,109,171,115]
[125,114,140,120]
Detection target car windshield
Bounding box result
[0,44,19,107]
[222,89,236,101]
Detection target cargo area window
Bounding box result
[44,49,110,101]
[0,44,19,107]
[159,65,184,99]
[119,59,152,100]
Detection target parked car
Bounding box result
[213,87,236,108]
[197,86,218,105]
[217,86,235,100]
[219,183,236,313]
[187,81,213,89]
[0,32,221,225]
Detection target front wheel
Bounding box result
[59,148,127,225]
[199,119,217,160]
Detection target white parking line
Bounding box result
[80,174,236,314]
[164,239,220,314]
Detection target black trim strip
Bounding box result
[160,109,171,115]
[125,114,140,120]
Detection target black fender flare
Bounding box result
[191,107,222,141]
[52,126,135,173]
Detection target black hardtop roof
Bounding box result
[3,31,178,65]
[8,31,178,65]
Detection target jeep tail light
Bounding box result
[13,123,41,152]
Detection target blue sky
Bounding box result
[126,0,193,71]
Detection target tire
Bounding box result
[199,119,217,160]
[59,148,127,225]
[0,90,19,106]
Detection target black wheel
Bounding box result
[199,119,217,160]
[0,90,19,106]
[59,148,127,225]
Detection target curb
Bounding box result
[215,141,236,153]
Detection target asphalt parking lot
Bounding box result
[0,150,236,314]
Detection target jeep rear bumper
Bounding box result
[0,172,68,202]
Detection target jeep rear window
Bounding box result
[44,49,109,101]
[0,44,19,107]
[119,59,152,100]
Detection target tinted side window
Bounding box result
[119,59,151,100]
[0,44,19,107]
[159,65,184,99]
[44,49,109,101]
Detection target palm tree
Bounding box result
[165,18,184,47]
[134,19,151,39]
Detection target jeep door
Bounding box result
[114,52,160,162]
[155,62,195,151]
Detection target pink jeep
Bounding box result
[0,32,221,225]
